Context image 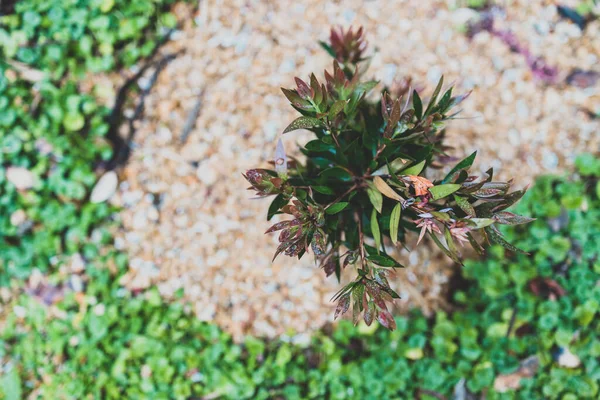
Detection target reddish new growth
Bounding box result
[244,27,533,330]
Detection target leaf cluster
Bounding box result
[246,26,533,328]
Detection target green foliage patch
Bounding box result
[2,154,598,399]
[0,0,181,283]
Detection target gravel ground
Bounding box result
[108,0,599,339]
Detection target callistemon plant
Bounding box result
[244,26,533,330]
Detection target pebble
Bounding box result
[196,162,218,185]
[6,167,34,190]
[94,303,106,316]
[557,347,581,368]
[451,8,479,26]
[9,209,27,227]
[69,253,86,273]
[70,275,84,293]
[13,305,27,319]
[90,171,118,204]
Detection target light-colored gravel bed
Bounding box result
[109,0,598,339]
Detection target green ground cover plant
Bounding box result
[0,0,181,284]
[245,27,532,327]
[1,4,597,398]
[2,154,597,399]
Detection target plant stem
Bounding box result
[330,129,341,147]
[325,184,358,209]
[366,144,386,174]
[355,210,366,267]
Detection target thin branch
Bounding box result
[107,50,183,169]
[355,210,366,267]
[330,129,341,147]
[325,184,358,210]
[365,144,386,175]
[179,89,205,144]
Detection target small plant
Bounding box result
[245,26,533,329]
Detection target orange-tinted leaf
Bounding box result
[407,175,433,196]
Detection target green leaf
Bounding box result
[357,80,379,94]
[436,87,453,113]
[367,254,403,268]
[429,231,463,266]
[424,75,443,116]
[400,159,426,176]
[371,208,381,253]
[267,194,288,221]
[319,41,336,58]
[389,203,402,245]
[466,232,485,256]
[468,218,495,229]
[493,212,536,225]
[305,140,334,152]
[283,116,324,133]
[312,185,335,195]
[366,182,383,213]
[320,167,353,181]
[444,226,460,259]
[485,226,528,254]
[326,202,349,215]
[63,112,85,131]
[442,151,477,183]
[575,153,600,176]
[328,100,347,120]
[429,184,461,200]
[453,195,475,217]
[412,89,423,120]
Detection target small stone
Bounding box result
[90,171,118,204]
[10,210,27,227]
[13,305,27,319]
[6,167,35,190]
[147,207,160,221]
[141,364,152,379]
[70,275,84,293]
[35,138,54,155]
[451,8,479,26]
[196,162,218,185]
[70,253,86,273]
[557,347,581,368]
[94,303,106,316]
[534,21,550,36]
